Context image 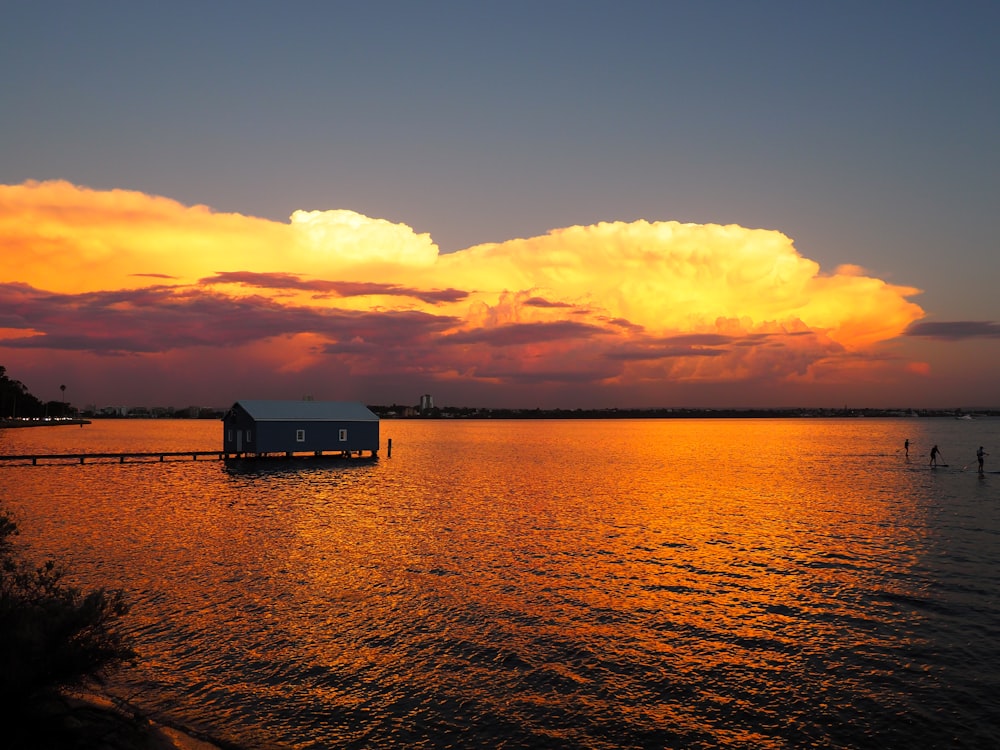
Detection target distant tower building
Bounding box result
[419,394,434,412]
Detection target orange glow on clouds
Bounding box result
[0,180,926,406]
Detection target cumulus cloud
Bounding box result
[290,209,438,267]
[434,222,923,349]
[0,180,930,405]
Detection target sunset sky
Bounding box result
[2,1,998,410]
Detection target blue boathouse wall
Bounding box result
[223,400,379,455]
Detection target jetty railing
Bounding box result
[0,450,228,466]
[0,449,379,466]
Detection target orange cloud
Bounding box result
[434,223,923,350]
[0,180,927,405]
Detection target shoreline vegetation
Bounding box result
[0,490,243,750]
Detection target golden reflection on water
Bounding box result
[3,418,999,748]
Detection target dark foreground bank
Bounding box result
[8,688,241,750]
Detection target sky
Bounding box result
[1,1,998,410]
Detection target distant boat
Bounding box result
[956,414,973,420]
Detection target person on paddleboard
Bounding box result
[978,446,988,474]
[904,439,909,458]
[930,445,943,467]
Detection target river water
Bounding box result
[2,417,1000,749]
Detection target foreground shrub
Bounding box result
[0,505,136,705]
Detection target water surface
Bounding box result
[3,418,999,748]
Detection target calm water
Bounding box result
[3,418,1000,749]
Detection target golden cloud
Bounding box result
[434,222,923,350]
[0,180,926,400]
[290,209,438,268]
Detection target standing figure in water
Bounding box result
[978,446,988,474]
[904,439,909,458]
[930,445,943,467]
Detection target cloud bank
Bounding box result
[905,321,1000,340]
[0,180,927,407]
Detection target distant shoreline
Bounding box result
[372,406,1000,420]
[0,418,91,428]
[6,408,998,423]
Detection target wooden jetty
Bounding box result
[0,450,228,466]
[0,418,92,428]
[0,450,378,466]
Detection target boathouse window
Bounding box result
[227,430,233,442]
[246,431,252,442]
[339,429,348,441]
[296,429,305,442]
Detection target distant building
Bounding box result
[222,400,380,457]
[419,394,434,412]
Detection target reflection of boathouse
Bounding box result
[223,400,379,458]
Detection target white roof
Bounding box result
[234,400,378,422]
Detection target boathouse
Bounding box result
[223,400,379,457]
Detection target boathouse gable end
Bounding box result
[222,400,379,456]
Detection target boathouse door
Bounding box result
[236,430,243,452]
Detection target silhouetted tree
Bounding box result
[0,366,45,419]
[0,503,136,707]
